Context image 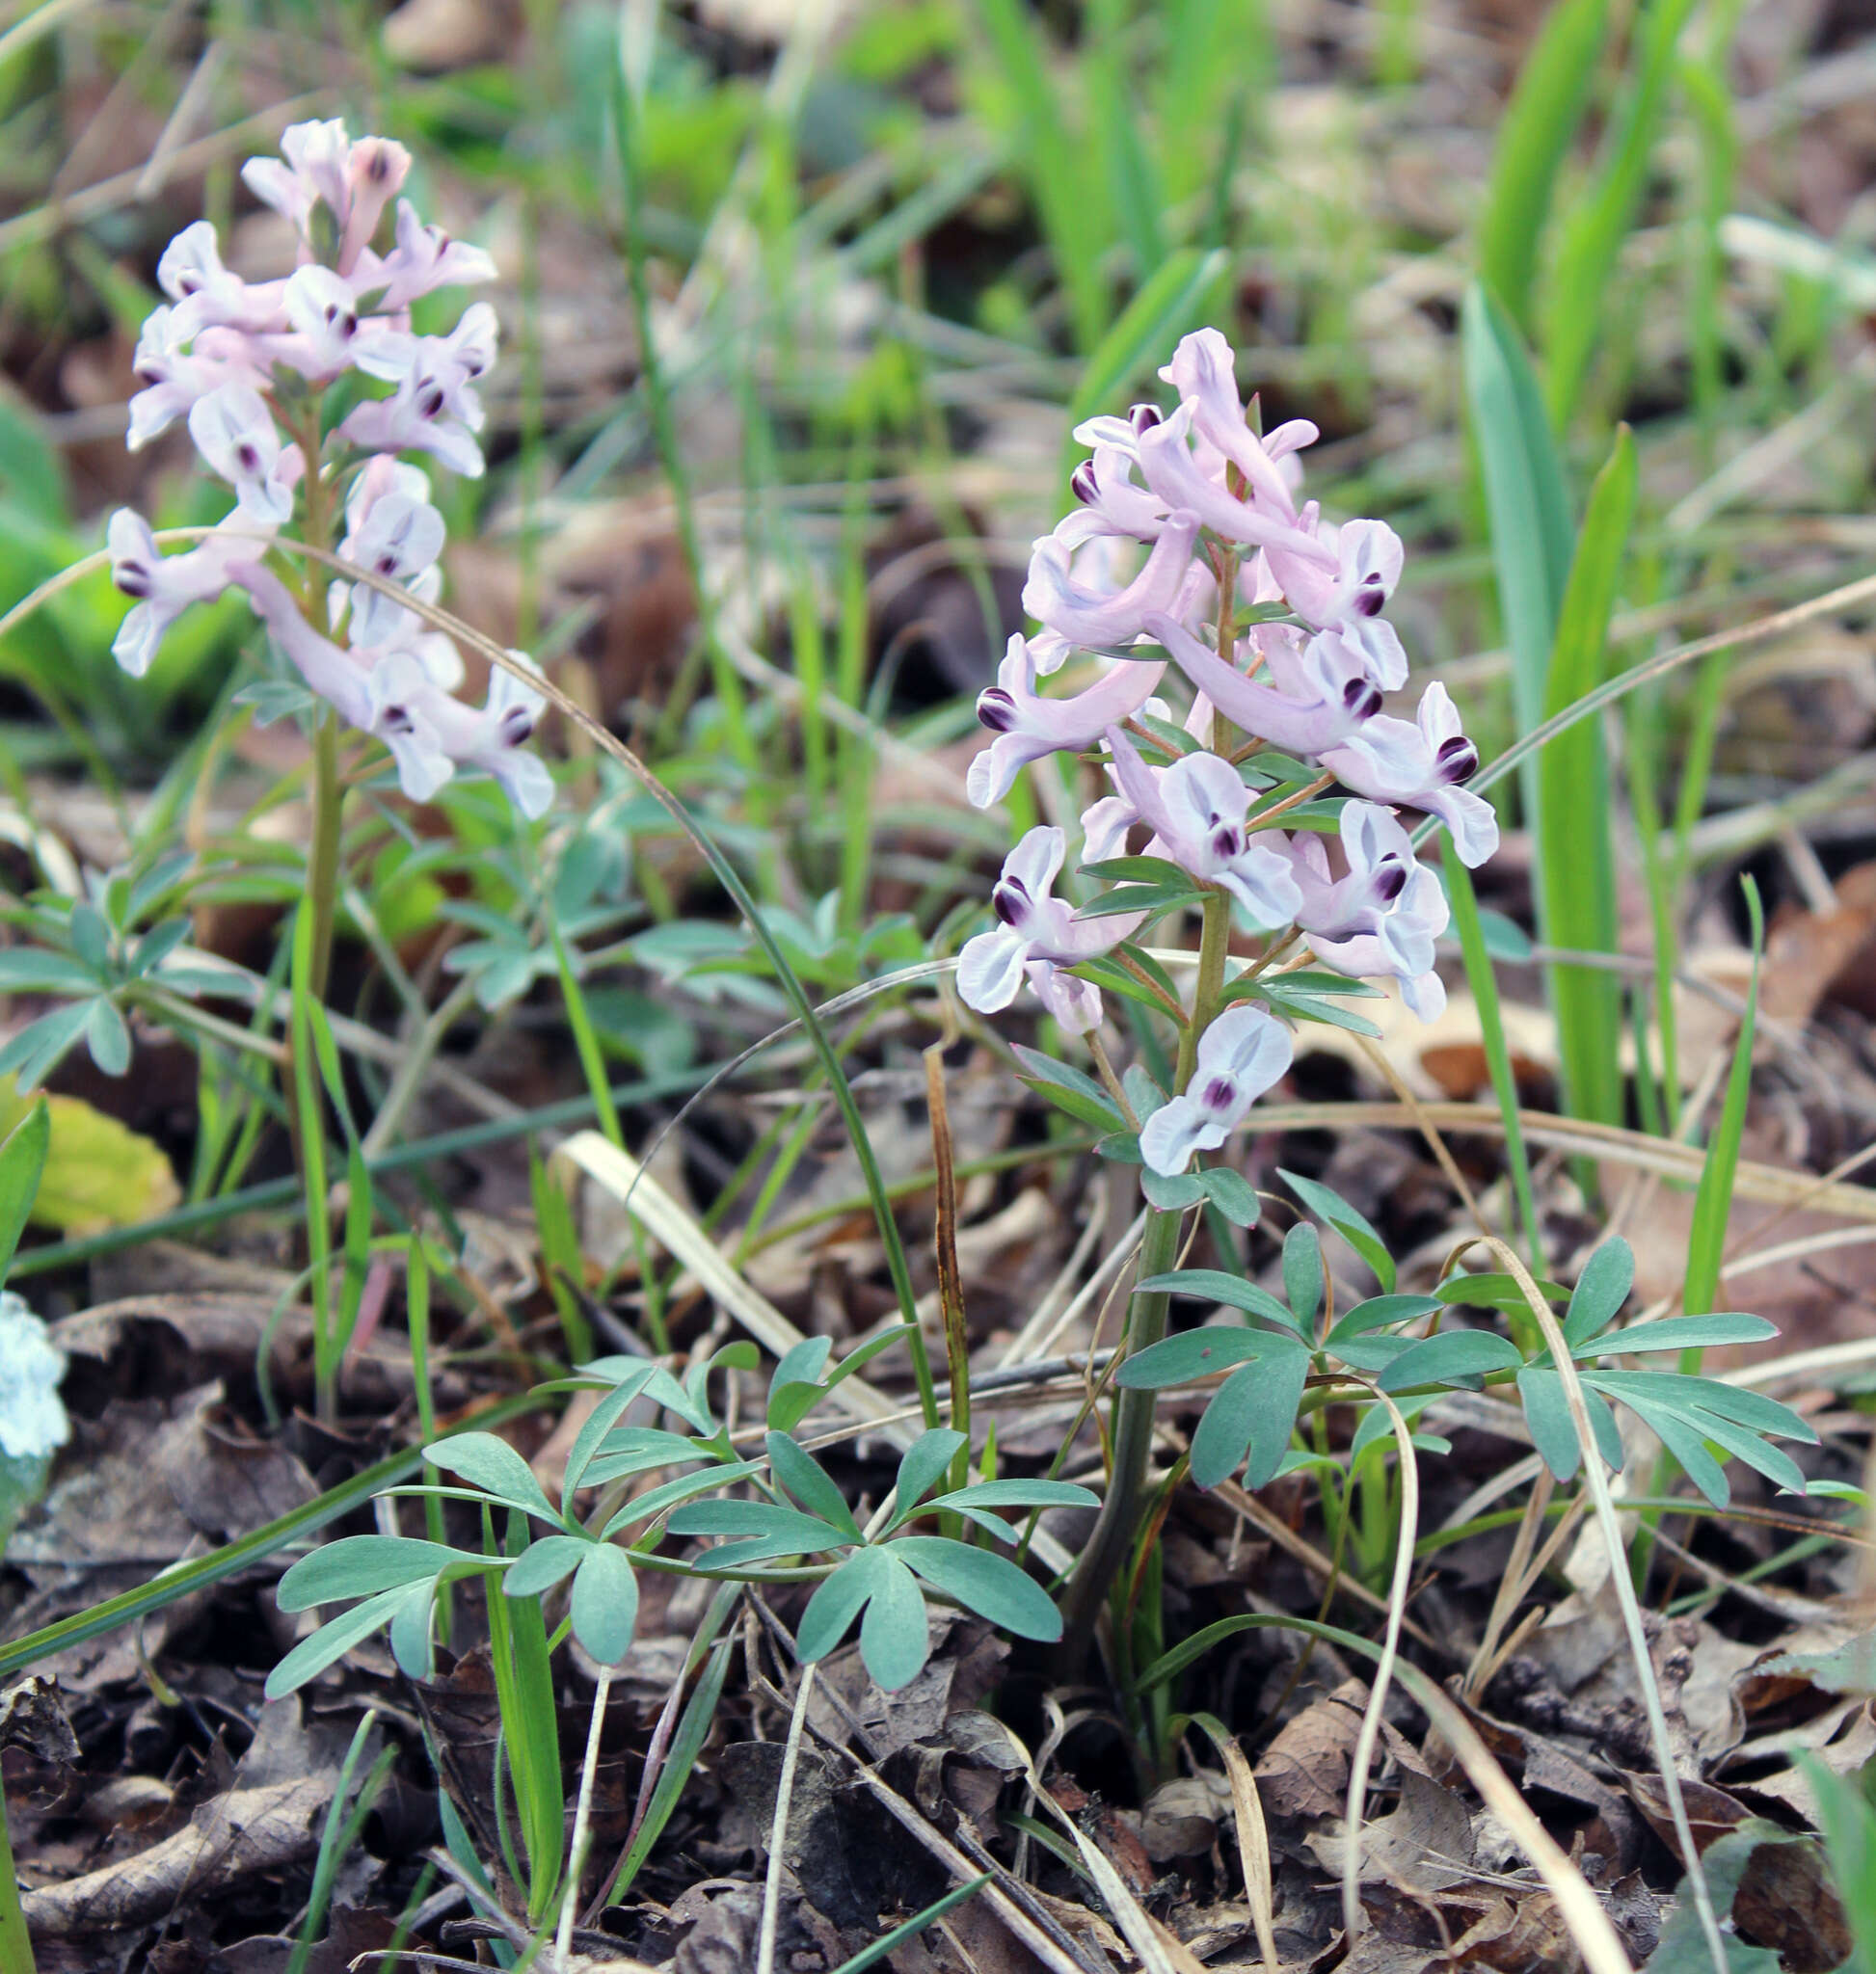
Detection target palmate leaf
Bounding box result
[600,1460,761,1540]
[1197,1166,1260,1228]
[1189,1342,1312,1489]
[1379,1328,1521,1392]
[1140,1167,1205,1211]
[265,1584,415,1699]
[766,1431,864,1544]
[1437,1271,1570,1314]
[570,1542,638,1663]
[1577,1313,1776,1358]
[424,1431,565,1529]
[1010,1045,1124,1132]
[504,1534,591,1598]
[1325,1295,1443,1347]
[1280,1169,1395,1292]
[889,1535,1063,1643]
[1138,1267,1300,1335]
[278,1535,480,1612]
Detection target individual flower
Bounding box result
[339,304,498,477]
[1022,513,1205,652]
[1134,401,1336,565]
[1159,328,1317,517]
[235,566,550,817]
[157,222,289,340]
[1057,428,1173,548]
[187,385,300,524]
[1317,682,1499,867]
[108,510,272,678]
[957,826,1140,1034]
[1261,517,1409,689]
[1281,802,1449,1019]
[127,309,270,449]
[0,1291,68,1460]
[968,635,1166,810]
[358,200,499,310]
[335,470,447,648]
[1103,727,1302,925]
[1146,613,1382,758]
[243,120,412,273]
[1139,1003,1293,1175]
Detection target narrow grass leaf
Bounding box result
[1540,426,1637,1132]
[1683,877,1762,1321]
[1462,280,1574,822]
[1476,0,1609,331]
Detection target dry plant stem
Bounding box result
[556,1667,612,1970]
[1338,1387,1418,1946]
[756,1665,816,1974]
[1477,1234,1727,1974]
[1058,888,1234,1668]
[925,1050,971,1480]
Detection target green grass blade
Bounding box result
[1476,0,1608,333]
[1682,876,1762,1324]
[1461,280,1575,822]
[485,1513,565,1923]
[1444,855,1545,1280]
[972,0,1110,352]
[830,1876,994,1974]
[602,1585,740,1906]
[0,1391,546,1679]
[1540,424,1637,1132]
[1542,0,1702,425]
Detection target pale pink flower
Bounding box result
[1318,682,1498,867]
[1139,1003,1293,1174]
[968,635,1166,810]
[957,827,1139,1034]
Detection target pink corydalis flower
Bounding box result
[957,826,1140,1034]
[1022,513,1204,652]
[1281,802,1449,1020]
[1318,681,1498,868]
[1102,726,1302,926]
[1145,613,1381,759]
[968,635,1166,810]
[236,565,551,818]
[1139,1003,1294,1175]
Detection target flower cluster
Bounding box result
[106,120,550,819]
[960,328,1495,1176]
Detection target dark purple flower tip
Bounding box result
[1201,1076,1237,1112]
[1069,460,1098,505]
[1211,826,1244,862]
[1373,859,1407,903]
[499,707,535,746]
[380,703,414,734]
[113,565,151,599]
[1128,402,1163,435]
[417,385,446,418]
[1435,734,1479,784]
[977,687,1017,734]
[991,876,1030,926]
[1353,574,1385,617]
[235,442,262,474]
[1342,678,1382,720]
[364,146,395,184]
[376,553,401,575]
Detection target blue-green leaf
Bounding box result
[1139,1269,1300,1333]
[890,1535,1062,1643]
[1190,1345,1310,1490]
[896,1428,968,1519]
[1379,1329,1522,1392]
[1117,1328,1288,1389]
[1280,1169,1394,1291]
[1564,1238,1635,1348]
[766,1432,863,1544]
[504,1534,592,1598]
[278,1536,476,1612]
[425,1432,563,1528]
[859,1549,931,1691]
[571,1542,638,1663]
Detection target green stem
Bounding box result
[306,710,342,1004]
[0,1789,34,1974]
[1057,887,1235,1670]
